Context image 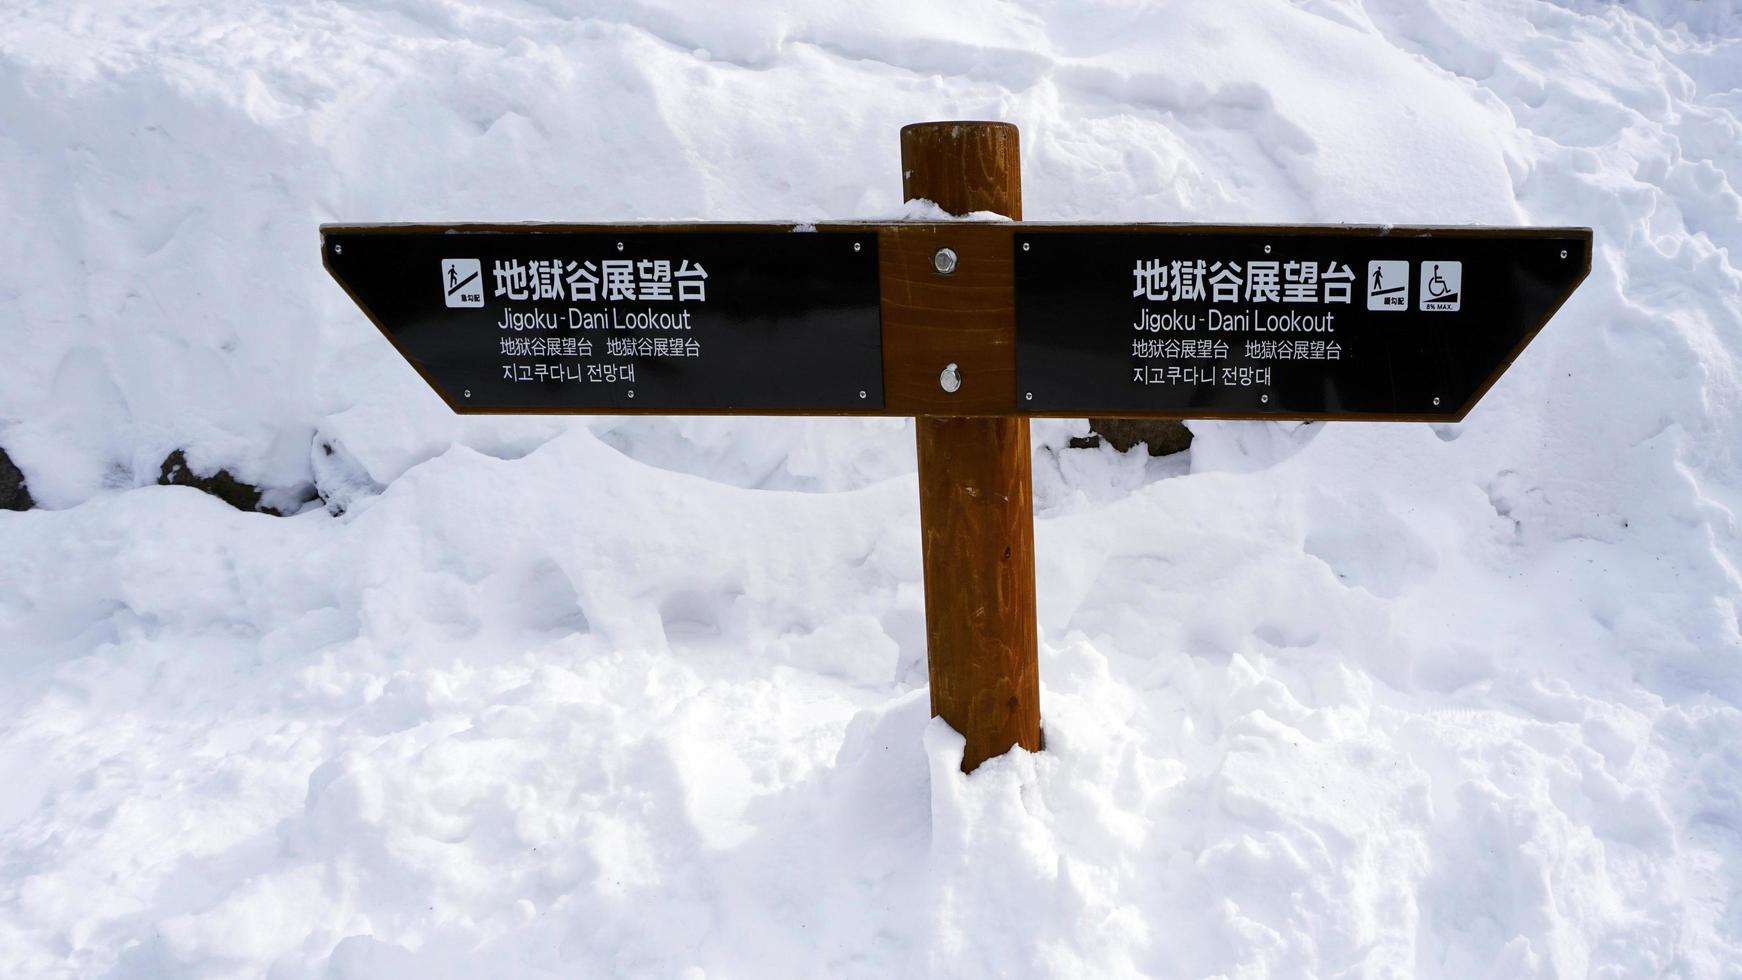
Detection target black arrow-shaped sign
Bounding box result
[1013,225,1591,421]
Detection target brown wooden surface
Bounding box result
[902,121,1043,772]
[877,223,1014,416]
[916,415,1041,768]
[900,122,1023,220]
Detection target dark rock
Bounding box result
[1068,418,1194,457]
[159,449,267,513]
[0,445,33,511]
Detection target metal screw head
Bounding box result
[627,389,636,399]
[1025,391,1034,401]
[939,363,962,393]
[1022,242,1031,252]
[1261,393,1270,404]
[1433,396,1442,406]
[933,248,958,275]
[858,389,867,399]
[334,242,343,254]
[616,242,625,252]
[1264,244,1272,254]
[853,242,862,253]
[463,389,471,398]
[1560,249,1568,259]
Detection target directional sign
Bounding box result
[325,223,1591,420]
[1014,226,1591,420]
[322,122,1597,775]
[323,225,884,413]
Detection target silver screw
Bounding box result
[933,248,958,275]
[1025,391,1034,401]
[1560,250,1568,259]
[858,390,867,399]
[854,242,862,253]
[334,243,343,255]
[627,390,636,399]
[939,363,962,393]
[1261,394,1270,404]
[1022,242,1030,252]
[1264,244,1272,254]
[616,242,625,252]
[463,389,471,398]
[1433,396,1442,406]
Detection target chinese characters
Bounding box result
[492,258,709,303]
[1133,258,1355,305]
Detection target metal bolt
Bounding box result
[858,389,867,399]
[616,242,625,252]
[1560,249,1568,259]
[1264,244,1272,254]
[627,389,636,399]
[933,248,958,275]
[1025,391,1034,401]
[1261,394,1270,404]
[854,242,862,253]
[1433,396,1442,406]
[1022,242,1031,252]
[463,389,471,398]
[939,363,962,393]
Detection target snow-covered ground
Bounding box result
[3,0,1741,976]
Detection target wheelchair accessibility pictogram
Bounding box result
[1420,261,1461,311]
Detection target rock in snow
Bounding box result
[1072,419,1195,457]
[0,445,32,511]
[1,0,1740,978]
[158,448,267,514]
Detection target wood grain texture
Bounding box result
[916,415,1042,769]
[902,121,1043,772]
[900,122,1022,220]
[877,223,1015,416]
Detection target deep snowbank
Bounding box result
[1,0,1740,976]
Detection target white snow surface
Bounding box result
[2,0,1741,976]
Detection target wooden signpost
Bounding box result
[324,121,1591,772]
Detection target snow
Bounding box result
[2,0,1740,976]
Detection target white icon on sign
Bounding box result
[1420,261,1461,312]
[442,258,484,308]
[1366,260,1409,311]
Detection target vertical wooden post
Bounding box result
[901,121,1042,773]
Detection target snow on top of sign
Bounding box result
[894,198,1018,222]
[1,0,1740,977]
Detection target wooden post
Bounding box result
[901,121,1042,772]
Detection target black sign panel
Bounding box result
[323,226,883,413]
[1015,226,1590,420]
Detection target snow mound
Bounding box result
[1,0,1740,977]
